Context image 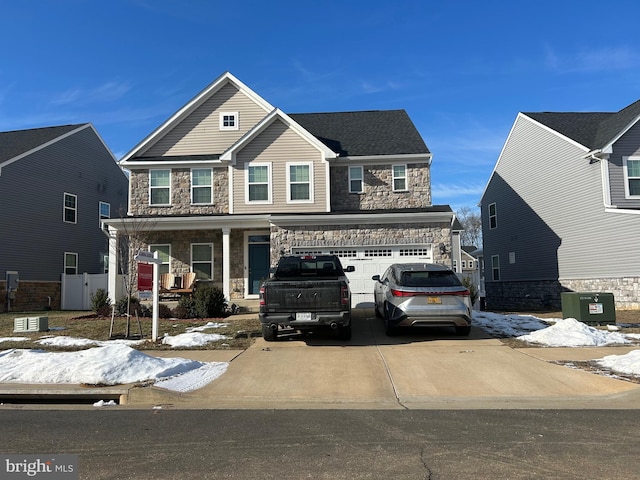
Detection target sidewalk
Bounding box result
[2,309,639,409]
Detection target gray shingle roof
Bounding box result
[524,98,640,150]
[0,124,86,164]
[290,110,430,157]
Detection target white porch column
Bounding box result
[107,226,119,305]
[222,227,231,300]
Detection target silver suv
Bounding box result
[372,263,472,336]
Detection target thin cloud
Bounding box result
[49,81,132,107]
[431,183,485,199]
[544,45,640,73]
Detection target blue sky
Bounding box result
[3,1,640,211]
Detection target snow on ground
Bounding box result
[0,312,638,393]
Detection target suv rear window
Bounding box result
[400,271,462,287]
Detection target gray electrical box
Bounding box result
[6,271,19,290]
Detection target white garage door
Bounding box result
[292,245,433,307]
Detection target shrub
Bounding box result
[461,276,479,306]
[157,303,173,319]
[173,296,196,319]
[115,296,148,317]
[90,288,111,316]
[194,284,226,318]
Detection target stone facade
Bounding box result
[270,222,451,265]
[330,164,431,211]
[129,168,229,216]
[486,277,640,311]
[0,281,61,313]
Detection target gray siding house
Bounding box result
[480,100,640,310]
[108,72,460,306]
[0,124,128,311]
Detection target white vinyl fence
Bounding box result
[61,273,124,310]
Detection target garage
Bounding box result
[292,245,433,306]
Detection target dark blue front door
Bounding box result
[248,242,270,295]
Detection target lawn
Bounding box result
[0,310,262,351]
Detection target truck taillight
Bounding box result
[259,286,266,306]
[341,285,349,305]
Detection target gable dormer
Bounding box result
[121,72,274,161]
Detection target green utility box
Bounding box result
[561,292,616,324]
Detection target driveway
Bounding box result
[130,308,640,409]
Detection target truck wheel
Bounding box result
[337,325,352,341]
[262,324,278,341]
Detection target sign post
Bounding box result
[134,250,162,341]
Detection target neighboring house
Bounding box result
[107,72,460,306]
[480,99,640,310]
[0,124,129,312]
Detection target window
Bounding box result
[150,169,171,205]
[461,260,467,269]
[392,164,407,191]
[192,243,213,280]
[150,244,171,276]
[64,193,77,223]
[623,157,640,198]
[102,254,109,274]
[246,164,271,203]
[64,252,78,274]
[491,255,500,281]
[191,168,212,204]
[99,201,110,229]
[220,112,238,130]
[287,163,312,202]
[349,166,363,193]
[488,203,497,229]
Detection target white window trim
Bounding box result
[286,162,314,203]
[623,156,640,199]
[149,169,172,206]
[491,254,500,281]
[99,201,110,229]
[191,168,213,205]
[219,111,239,131]
[64,192,77,224]
[64,252,78,275]
[150,244,171,275]
[245,163,272,204]
[191,242,214,280]
[349,165,364,193]
[392,164,408,192]
[488,202,497,230]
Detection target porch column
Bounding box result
[107,226,119,305]
[222,227,230,300]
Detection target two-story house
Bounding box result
[0,124,128,312]
[480,99,640,311]
[107,72,459,305]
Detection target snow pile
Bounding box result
[517,318,631,347]
[0,344,226,390]
[596,350,640,376]
[472,311,551,337]
[162,332,228,347]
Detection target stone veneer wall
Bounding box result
[270,222,451,265]
[485,277,640,311]
[0,281,61,313]
[330,164,431,211]
[128,168,229,216]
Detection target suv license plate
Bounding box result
[427,297,442,304]
[296,312,312,321]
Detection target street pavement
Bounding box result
[2,308,639,409]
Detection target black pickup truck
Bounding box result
[259,255,355,341]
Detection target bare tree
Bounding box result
[109,207,158,315]
[456,206,482,248]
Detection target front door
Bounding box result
[248,235,270,295]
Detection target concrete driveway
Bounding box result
[130,308,640,409]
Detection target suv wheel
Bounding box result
[455,325,471,336]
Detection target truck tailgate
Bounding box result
[262,281,345,312]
